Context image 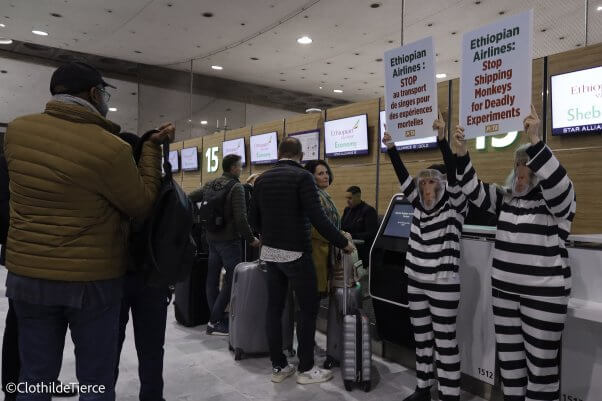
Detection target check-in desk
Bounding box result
[369,195,602,400]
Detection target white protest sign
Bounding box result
[460,10,533,139]
[384,37,438,142]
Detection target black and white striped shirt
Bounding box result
[457,141,576,297]
[388,140,468,282]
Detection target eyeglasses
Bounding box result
[96,86,111,103]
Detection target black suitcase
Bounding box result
[174,254,210,327]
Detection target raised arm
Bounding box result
[453,126,501,216]
[523,105,576,223]
[383,132,420,208]
[434,113,467,215]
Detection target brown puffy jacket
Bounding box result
[3,101,162,281]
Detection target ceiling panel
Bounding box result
[0,0,599,104]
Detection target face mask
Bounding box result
[511,173,539,198]
[416,169,446,211]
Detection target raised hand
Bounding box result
[433,111,446,141]
[523,104,541,145]
[382,124,395,149]
[150,122,176,145]
[453,125,467,156]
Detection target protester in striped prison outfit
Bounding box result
[384,112,468,401]
[453,105,576,401]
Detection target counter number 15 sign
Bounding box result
[205,146,219,173]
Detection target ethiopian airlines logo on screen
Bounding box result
[331,119,361,138]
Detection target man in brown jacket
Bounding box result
[3,62,174,401]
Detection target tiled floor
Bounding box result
[0,268,487,400]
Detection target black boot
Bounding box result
[402,386,431,401]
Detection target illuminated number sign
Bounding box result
[205,146,219,173]
[475,131,518,150]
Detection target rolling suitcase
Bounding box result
[324,283,362,369]
[174,253,211,327]
[229,260,295,361]
[339,251,373,392]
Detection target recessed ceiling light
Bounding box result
[188,119,192,123]
[436,73,447,79]
[297,36,312,44]
[0,23,5,28]
[32,30,48,36]
[333,89,343,93]
[0,38,12,44]
[109,107,118,112]
[319,86,323,89]
[211,65,223,70]
[597,5,602,11]
[201,120,208,125]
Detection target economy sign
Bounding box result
[384,36,438,142]
[460,10,533,139]
[250,132,278,165]
[324,114,369,158]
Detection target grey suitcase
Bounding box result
[324,284,362,369]
[339,251,372,392]
[228,260,295,361]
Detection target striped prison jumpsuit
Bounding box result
[457,141,576,401]
[388,138,468,401]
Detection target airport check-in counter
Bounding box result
[369,195,602,401]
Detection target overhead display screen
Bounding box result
[181,147,199,171]
[223,137,247,166]
[551,66,602,136]
[250,131,278,165]
[382,203,414,238]
[324,114,369,158]
[379,110,438,152]
[289,130,320,162]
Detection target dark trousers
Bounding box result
[12,300,120,401]
[2,299,19,397]
[207,239,242,324]
[115,273,170,401]
[266,253,318,373]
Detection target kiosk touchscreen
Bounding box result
[369,194,414,348]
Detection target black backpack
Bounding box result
[198,178,237,233]
[136,134,196,287]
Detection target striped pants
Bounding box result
[493,288,568,401]
[408,278,461,401]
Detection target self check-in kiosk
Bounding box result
[369,194,414,348]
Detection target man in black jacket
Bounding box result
[250,137,354,385]
[341,186,378,269]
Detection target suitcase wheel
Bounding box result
[234,348,244,361]
[323,356,339,369]
[362,381,371,392]
[288,348,296,357]
[344,380,353,392]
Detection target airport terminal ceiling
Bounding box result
[0,0,600,128]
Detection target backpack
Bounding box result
[135,133,196,287]
[198,178,237,233]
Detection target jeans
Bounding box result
[115,273,170,401]
[12,300,120,401]
[265,253,319,373]
[207,239,242,324]
[2,299,19,398]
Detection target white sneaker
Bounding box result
[296,366,333,385]
[271,364,296,383]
